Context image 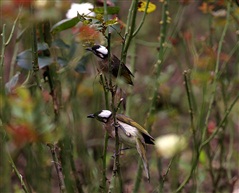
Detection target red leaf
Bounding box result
[7,124,37,146]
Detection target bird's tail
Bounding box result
[136,138,150,181]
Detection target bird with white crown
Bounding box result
[86,45,134,85]
[87,109,154,181]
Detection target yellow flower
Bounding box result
[138,1,156,13]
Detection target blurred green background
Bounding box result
[1,0,239,193]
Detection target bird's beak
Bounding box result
[87,114,95,118]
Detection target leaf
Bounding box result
[138,1,156,13]
[17,49,53,70]
[105,18,118,26]
[51,15,85,34]
[16,49,33,70]
[5,72,21,93]
[37,42,49,51]
[75,54,90,73]
[199,150,208,165]
[52,39,70,49]
[57,57,68,67]
[90,6,120,15]
[38,56,53,69]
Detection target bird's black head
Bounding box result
[87,110,112,123]
[86,45,109,59]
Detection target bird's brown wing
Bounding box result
[111,55,134,85]
[116,114,155,145]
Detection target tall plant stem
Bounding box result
[133,1,169,192]
[145,0,169,130]
[0,13,19,95]
[100,74,110,193]
[47,144,66,193]
[176,2,232,192]
[31,22,42,89]
[201,1,231,144]
[122,0,138,61]
[8,152,30,193]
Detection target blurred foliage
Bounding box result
[1,0,239,193]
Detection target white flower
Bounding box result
[155,134,187,158]
[66,3,95,19]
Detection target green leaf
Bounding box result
[75,54,90,73]
[16,49,32,70]
[38,56,53,69]
[52,39,70,49]
[90,6,120,15]
[17,49,53,70]
[57,57,68,67]
[37,42,49,51]
[51,15,84,34]
[105,18,118,26]
[5,72,21,93]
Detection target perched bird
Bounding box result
[87,110,154,180]
[86,45,134,85]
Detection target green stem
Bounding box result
[8,152,30,193]
[201,1,231,144]
[100,72,109,192]
[0,24,6,96]
[125,38,136,116]
[200,92,239,149]
[132,160,143,193]
[176,2,232,192]
[47,144,66,193]
[145,0,169,133]
[133,1,169,192]
[132,0,150,37]
[122,0,139,62]
[183,70,195,133]
[31,18,41,89]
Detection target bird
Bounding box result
[87,109,154,181]
[86,45,134,85]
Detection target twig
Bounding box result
[133,1,170,191]
[132,0,150,37]
[145,0,169,129]
[176,2,232,192]
[31,6,42,90]
[132,160,143,193]
[201,1,231,145]
[0,24,7,96]
[159,157,175,193]
[47,143,66,193]
[100,3,111,191]
[0,12,20,95]
[122,0,139,62]
[8,152,30,193]
[69,143,84,193]
[200,92,239,149]
[183,70,195,133]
